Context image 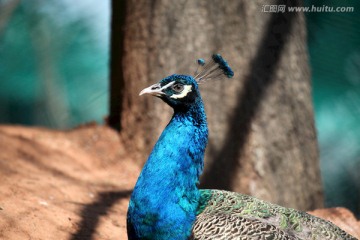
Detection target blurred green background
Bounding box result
[0,0,359,215]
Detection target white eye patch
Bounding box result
[160,81,176,92]
[170,85,192,99]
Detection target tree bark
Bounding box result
[111,0,323,210]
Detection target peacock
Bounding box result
[127,54,357,240]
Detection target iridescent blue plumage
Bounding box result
[128,75,208,240]
[197,58,206,66]
[212,53,234,78]
[194,54,233,83]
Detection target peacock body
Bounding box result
[127,54,357,240]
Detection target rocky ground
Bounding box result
[0,124,359,239]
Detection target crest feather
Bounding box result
[194,54,234,83]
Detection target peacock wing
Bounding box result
[191,189,357,240]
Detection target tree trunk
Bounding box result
[110,0,323,210]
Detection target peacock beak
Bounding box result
[139,83,163,97]
[139,81,175,97]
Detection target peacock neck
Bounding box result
[127,98,208,240]
[172,97,208,127]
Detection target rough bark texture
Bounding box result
[114,0,323,210]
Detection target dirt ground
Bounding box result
[0,124,359,240]
[0,124,140,239]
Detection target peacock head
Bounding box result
[139,74,200,109]
[139,54,234,109]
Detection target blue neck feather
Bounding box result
[127,95,208,240]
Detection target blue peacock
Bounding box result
[127,54,357,240]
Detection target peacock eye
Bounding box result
[171,83,184,93]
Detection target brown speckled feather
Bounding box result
[191,190,357,240]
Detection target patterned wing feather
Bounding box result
[191,213,297,240]
[191,190,357,240]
